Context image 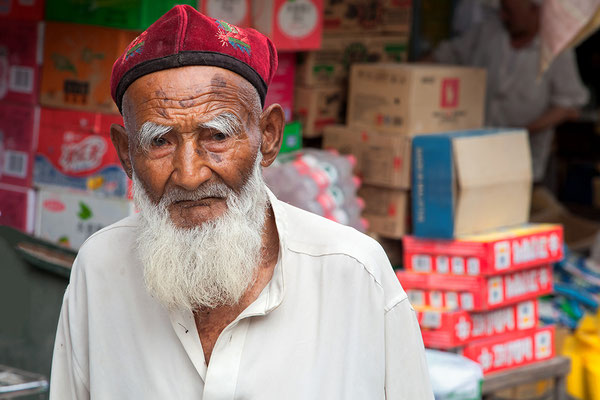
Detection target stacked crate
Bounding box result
[0,2,45,233]
[294,0,412,138]
[398,224,564,374]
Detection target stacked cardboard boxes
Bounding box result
[398,224,563,374]
[294,0,410,139]
[324,63,487,239]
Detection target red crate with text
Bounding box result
[398,265,553,311]
[0,20,43,106]
[34,108,130,197]
[416,300,538,349]
[264,52,295,122]
[0,103,39,187]
[0,183,35,233]
[404,224,563,276]
[460,325,555,375]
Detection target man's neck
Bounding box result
[510,20,539,49]
[193,205,280,364]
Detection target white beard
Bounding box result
[132,154,269,312]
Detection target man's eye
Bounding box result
[213,132,228,141]
[151,137,168,147]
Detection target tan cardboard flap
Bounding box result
[454,181,532,236]
[453,130,532,188]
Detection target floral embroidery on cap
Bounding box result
[125,32,146,61]
[215,20,251,55]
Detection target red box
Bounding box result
[404,224,563,276]
[34,108,130,197]
[461,325,555,375]
[264,52,295,122]
[199,0,251,27]
[417,300,539,349]
[0,102,39,187]
[252,0,323,51]
[0,183,35,233]
[398,265,553,311]
[0,0,44,21]
[0,20,43,105]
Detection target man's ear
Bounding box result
[110,123,133,179]
[259,104,285,168]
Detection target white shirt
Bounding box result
[49,189,433,399]
[434,16,588,182]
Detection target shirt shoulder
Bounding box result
[277,201,406,309]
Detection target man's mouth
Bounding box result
[172,197,224,208]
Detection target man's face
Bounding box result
[121,66,262,229]
[500,0,538,37]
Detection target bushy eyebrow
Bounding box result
[136,121,172,153]
[198,112,243,138]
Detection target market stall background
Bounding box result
[1,0,600,399]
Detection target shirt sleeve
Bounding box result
[549,48,589,108]
[384,298,434,400]
[49,263,90,399]
[432,22,484,65]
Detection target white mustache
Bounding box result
[158,182,232,208]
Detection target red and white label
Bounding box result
[416,300,538,349]
[399,265,553,311]
[440,78,459,108]
[461,326,555,375]
[404,225,563,276]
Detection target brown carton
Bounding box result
[323,0,412,34]
[40,22,137,114]
[323,125,411,189]
[294,86,344,138]
[347,63,486,136]
[359,185,409,239]
[296,34,409,86]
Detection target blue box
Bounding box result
[412,128,532,239]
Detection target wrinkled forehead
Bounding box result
[121,65,257,130]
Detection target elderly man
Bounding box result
[431,0,588,183]
[49,5,432,399]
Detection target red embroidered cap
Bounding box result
[111,5,278,113]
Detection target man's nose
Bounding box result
[171,140,212,191]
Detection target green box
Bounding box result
[45,0,195,30]
[280,121,303,155]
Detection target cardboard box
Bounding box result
[417,300,539,349]
[0,183,35,233]
[35,187,134,249]
[460,325,555,375]
[0,0,44,21]
[359,185,409,238]
[296,35,408,87]
[40,22,138,114]
[0,20,43,105]
[380,0,412,34]
[347,64,486,136]
[0,103,39,188]
[45,0,194,30]
[252,0,323,51]
[399,265,553,311]
[323,125,411,189]
[412,128,532,238]
[294,86,344,138]
[323,0,412,34]
[404,224,564,276]
[264,52,295,122]
[199,0,251,27]
[34,108,130,197]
